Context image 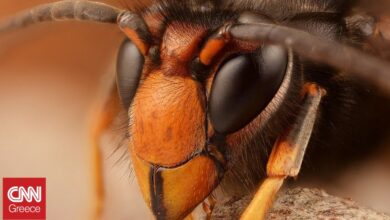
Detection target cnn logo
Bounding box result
[7,186,42,203]
[3,178,46,220]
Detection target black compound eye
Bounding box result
[209,45,288,134]
[116,39,144,109]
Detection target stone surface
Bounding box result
[212,188,390,219]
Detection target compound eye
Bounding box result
[116,39,144,109]
[209,45,288,134]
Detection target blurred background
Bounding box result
[0,1,389,220]
[0,0,150,219]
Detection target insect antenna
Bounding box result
[229,21,390,95]
[0,0,122,34]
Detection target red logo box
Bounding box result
[3,178,46,219]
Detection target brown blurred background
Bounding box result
[0,1,389,220]
[0,0,149,219]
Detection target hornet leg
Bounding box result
[241,83,326,220]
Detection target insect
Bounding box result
[1,0,390,219]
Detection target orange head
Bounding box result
[116,4,293,220]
